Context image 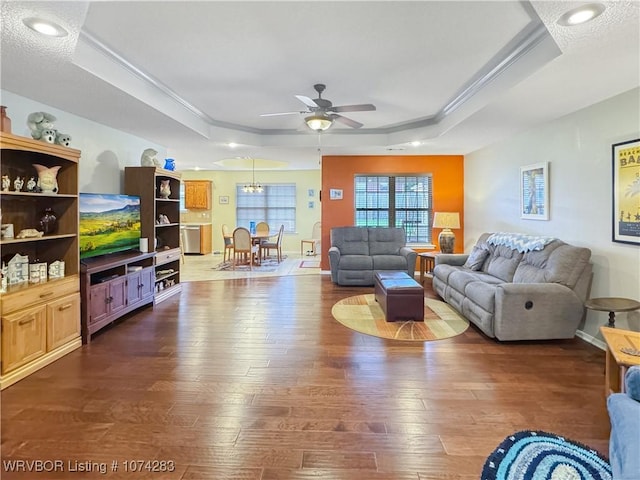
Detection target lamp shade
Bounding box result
[433,212,460,229]
[305,114,333,131]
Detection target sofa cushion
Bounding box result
[463,246,490,270]
[464,281,497,313]
[331,227,369,255]
[513,241,592,289]
[484,245,523,282]
[368,227,405,255]
[372,255,408,271]
[337,254,373,270]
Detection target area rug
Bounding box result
[331,294,468,341]
[482,430,611,480]
[299,260,320,268]
[213,257,283,272]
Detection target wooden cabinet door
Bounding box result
[141,267,155,300]
[2,304,47,374]
[109,276,127,315]
[184,181,211,209]
[46,293,80,351]
[126,271,142,305]
[200,224,212,254]
[89,283,110,325]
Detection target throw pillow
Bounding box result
[463,246,489,271]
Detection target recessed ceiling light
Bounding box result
[23,17,68,37]
[557,3,605,26]
[411,141,421,147]
[228,142,238,148]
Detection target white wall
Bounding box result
[0,90,166,194]
[465,87,640,341]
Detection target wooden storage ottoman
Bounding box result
[374,271,424,322]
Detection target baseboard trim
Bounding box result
[576,329,606,351]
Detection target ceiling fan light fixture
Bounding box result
[305,115,333,131]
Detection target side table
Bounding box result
[418,251,438,284]
[585,297,640,328]
[600,326,640,396]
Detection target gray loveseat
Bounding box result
[329,227,417,286]
[432,232,592,341]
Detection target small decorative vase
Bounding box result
[39,207,58,235]
[0,106,12,134]
[159,179,171,199]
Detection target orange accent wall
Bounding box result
[320,155,464,270]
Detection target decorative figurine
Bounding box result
[1,175,10,191]
[141,148,161,167]
[16,228,44,239]
[26,177,37,192]
[13,176,23,191]
[27,111,56,140]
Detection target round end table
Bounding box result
[585,297,640,328]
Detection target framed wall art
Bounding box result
[520,162,549,220]
[612,138,640,245]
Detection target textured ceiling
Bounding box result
[1,1,639,170]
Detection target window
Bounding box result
[236,184,296,233]
[354,175,433,243]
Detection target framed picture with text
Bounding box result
[612,138,640,245]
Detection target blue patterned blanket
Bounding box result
[487,232,555,253]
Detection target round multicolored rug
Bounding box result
[331,294,469,341]
[482,430,611,480]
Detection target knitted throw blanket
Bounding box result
[486,232,555,253]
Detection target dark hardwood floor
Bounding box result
[1,275,610,479]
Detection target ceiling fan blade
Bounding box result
[295,95,319,108]
[330,114,363,129]
[260,111,304,117]
[331,103,376,113]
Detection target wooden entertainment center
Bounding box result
[80,250,156,343]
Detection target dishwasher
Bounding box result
[181,225,201,254]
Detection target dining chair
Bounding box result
[301,221,321,256]
[255,221,270,237]
[261,224,285,263]
[222,224,234,262]
[232,227,259,270]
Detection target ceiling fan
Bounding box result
[260,83,376,130]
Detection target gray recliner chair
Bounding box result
[328,226,417,286]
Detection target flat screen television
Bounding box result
[79,193,141,260]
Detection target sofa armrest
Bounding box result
[328,246,341,282]
[494,283,584,340]
[399,247,418,277]
[435,253,469,267]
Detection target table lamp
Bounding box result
[433,212,460,253]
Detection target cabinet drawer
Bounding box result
[46,292,80,351]
[1,275,79,315]
[2,304,47,374]
[155,248,182,266]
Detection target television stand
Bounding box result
[80,251,156,343]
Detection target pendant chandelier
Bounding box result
[242,157,263,193]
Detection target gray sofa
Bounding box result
[328,227,417,286]
[432,232,592,341]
